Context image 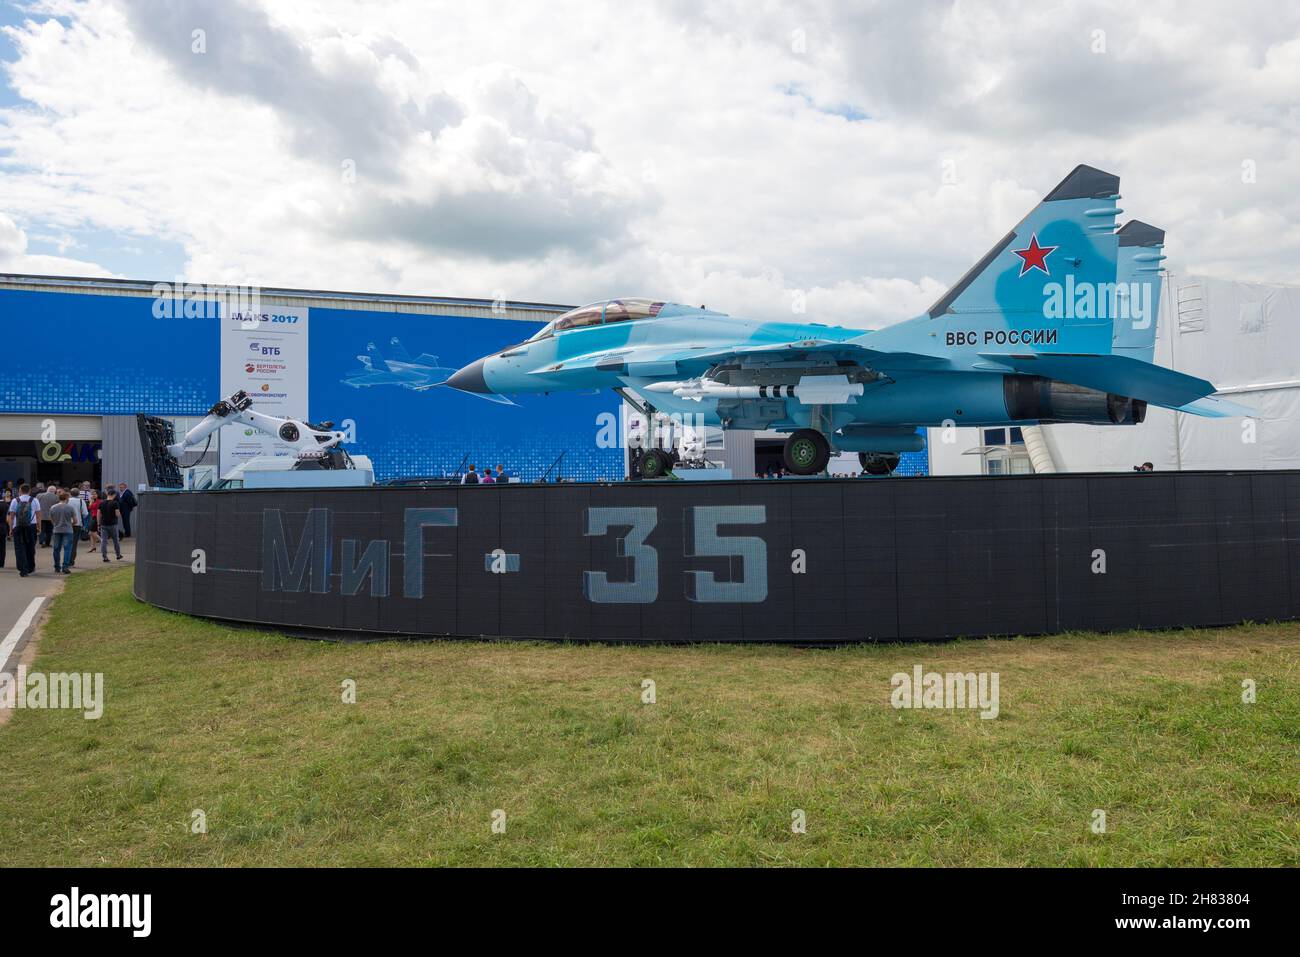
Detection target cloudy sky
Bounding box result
[1,0,1298,325]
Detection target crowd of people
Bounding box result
[1,480,138,578]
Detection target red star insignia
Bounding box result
[1012,233,1057,277]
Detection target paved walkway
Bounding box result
[0,533,137,677]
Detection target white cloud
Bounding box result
[1,0,1298,325]
[0,211,115,275]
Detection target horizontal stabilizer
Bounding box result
[982,351,1216,407]
[1171,395,1259,418]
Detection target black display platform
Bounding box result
[132,472,1300,643]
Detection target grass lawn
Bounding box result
[2,566,1297,866]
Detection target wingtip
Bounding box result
[1176,395,1260,419]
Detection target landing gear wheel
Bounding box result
[784,429,830,475]
[638,448,672,479]
[859,451,901,476]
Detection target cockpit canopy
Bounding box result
[529,298,700,341]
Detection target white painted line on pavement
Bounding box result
[0,597,46,675]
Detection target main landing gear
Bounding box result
[859,451,901,476]
[783,429,831,475]
[780,430,902,477]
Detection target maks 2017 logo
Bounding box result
[231,312,299,325]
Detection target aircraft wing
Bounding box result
[542,340,949,378]
[342,371,398,387]
[694,340,950,372]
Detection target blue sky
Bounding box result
[0,2,24,109]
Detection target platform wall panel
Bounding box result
[132,472,1300,643]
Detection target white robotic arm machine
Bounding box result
[167,391,349,465]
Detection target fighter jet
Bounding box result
[343,338,515,404]
[445,166,1254,476]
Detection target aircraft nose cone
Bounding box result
[446,357,489,393]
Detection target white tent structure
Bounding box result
[929,273,1300,474]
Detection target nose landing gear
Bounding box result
[637,448,674,479]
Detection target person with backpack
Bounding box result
[8,483,41,576]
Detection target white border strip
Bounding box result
[0,597,46,674]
